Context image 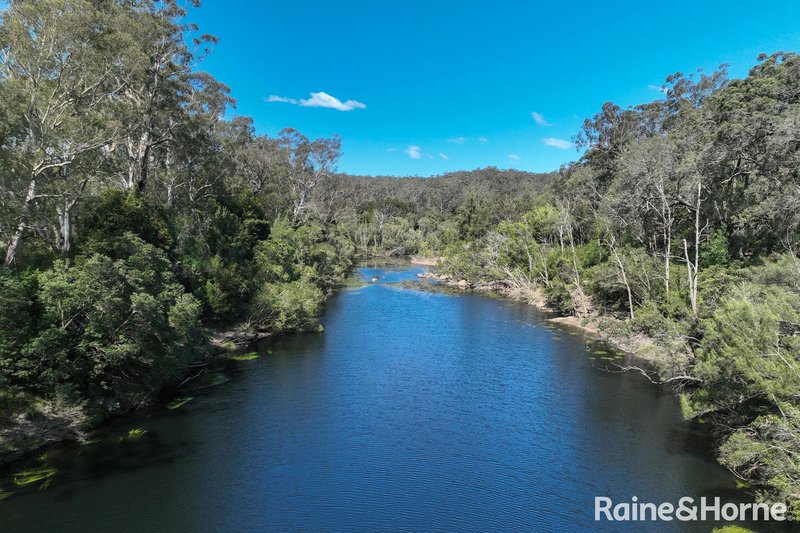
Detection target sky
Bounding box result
[188,1,800,177]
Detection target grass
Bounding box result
[230,352,259,361]
[13,463,56,489]
[165,396,194,410]
[218,341,238,352]
[117,428,147,442]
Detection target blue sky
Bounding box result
[189,1,800,176]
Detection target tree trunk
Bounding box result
[610,241,635,320]
[58,206,72,255]
[136,142,151,194]
[684,181,703,319]
[4,178,37,266]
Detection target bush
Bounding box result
[250,271,325,333]
[0,268,35,389]
[23,233,205,410]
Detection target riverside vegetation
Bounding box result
[1,0,799,518]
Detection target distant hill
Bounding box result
[336,167,558,215]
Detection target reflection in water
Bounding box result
[0,266,743,532]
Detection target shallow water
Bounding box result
[0,266,747,531]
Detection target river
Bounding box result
[0,265,745,532]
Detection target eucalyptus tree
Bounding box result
[703,52,800,255]
[0,0,133,264]
[277,128,342,225]
[115,0,231,195]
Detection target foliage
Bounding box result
[18,234,205,410]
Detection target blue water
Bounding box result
[0,265,743,532]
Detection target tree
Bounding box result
[277,128,341,225]
[115,0,232,195]
[0,0,132,265]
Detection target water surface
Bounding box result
[0,266,742,531]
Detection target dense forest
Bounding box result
[1,0,799,518]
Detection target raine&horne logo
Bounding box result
[595,496,789,523]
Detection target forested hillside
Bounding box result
[1,0,799,516]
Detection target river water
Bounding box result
[0,265,747,532]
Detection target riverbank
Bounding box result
[0,261,385,465]
[408,255,443,266]
[1,328,271,465]
[417,270,669,367]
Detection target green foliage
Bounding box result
[250,274,326,333]
[175,197,271,323]
[0,269,35,389]
[689,283,800,417]
[718,405,800,519]
[700,228,731,267]
[15,234,205,410]
[440,242,492,281]
[455,194,493,241]
[629,300,688,339]
[78,190,174,255]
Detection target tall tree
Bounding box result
[0,0,131,264]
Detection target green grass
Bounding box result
[118,428,147,442]
[230,352,259,361]
[218,341,238,352]
[165,396,194,410]
[13,465,56,489]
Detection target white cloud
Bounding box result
[447,136,466,144]
[438,152,449,160]
[300,91,366,111]
[266,91,366,111]
[648,84,667,93]
[386,148,397,152]
[508,154,521,161]
[266,95,298,104]
[531,112,552,126]
[543,137,573,149]
[405,145,422,159]
[478,136,488,143]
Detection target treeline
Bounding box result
[342,55,800,512]
[0,0,355,450]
